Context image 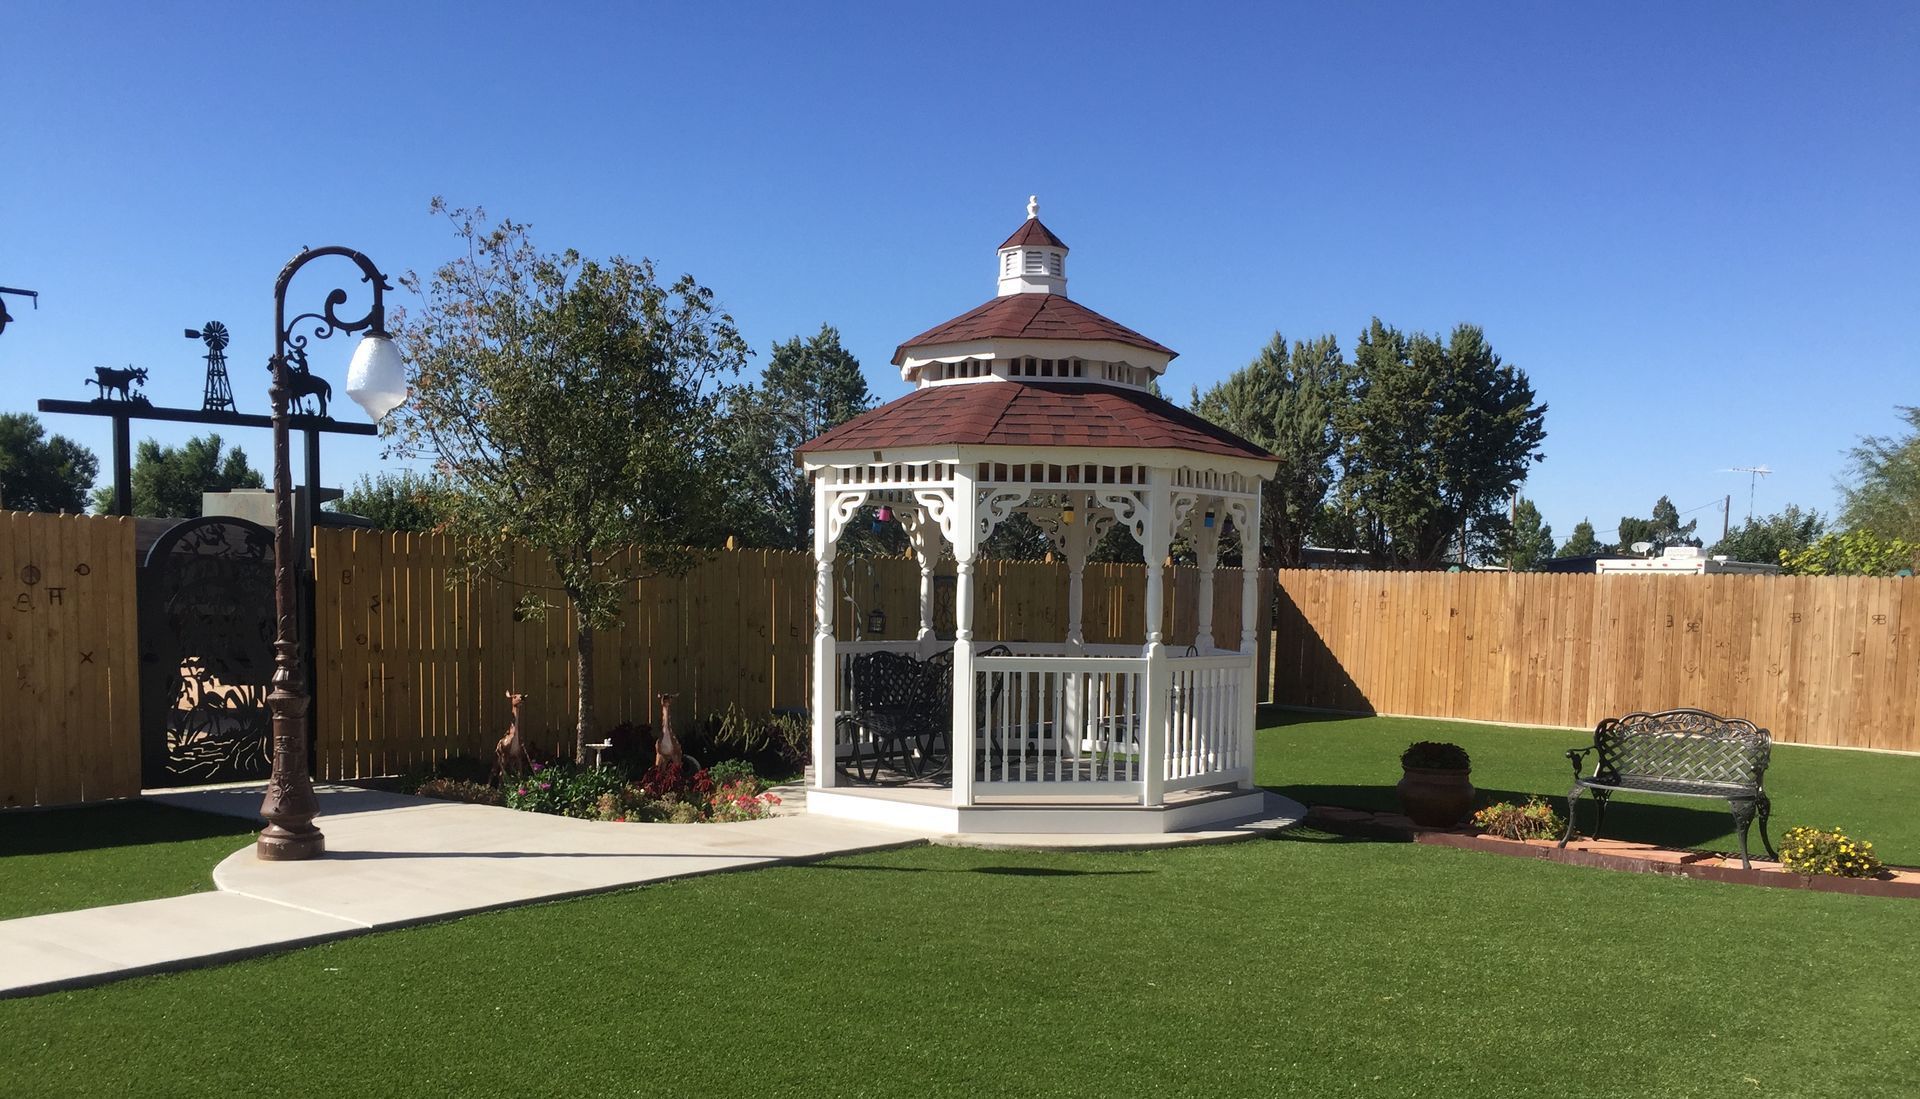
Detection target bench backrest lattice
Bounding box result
[1593,708,1770,790]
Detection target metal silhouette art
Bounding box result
[187,321,238,413]
[0,286,37,336]
[283,345,333,417]
[88,364,150,403]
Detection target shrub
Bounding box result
[640,760,715,806]
[506,762,631,819]
[397,755,493,794]
[702,704,810,779]
[708,759,758,791]
[594,784,654,823]
[1471,798,1564,841]
[708,778,782,822]
[1400,741,1470,771]
[414,777,506,806]
[1778,826,1886,878]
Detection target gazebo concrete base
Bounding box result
[806,784,1295,838]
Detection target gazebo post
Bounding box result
[1237,492,1264,787]
[949,473,980,807]
[1192,496,1222,652]
[1140,471,1172,807]
[903,505,939,657]
[810,481,840,791]
[1063,491,1090,651]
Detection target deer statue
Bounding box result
[654,692,683,771]
[493,691,531,780]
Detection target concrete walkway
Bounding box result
[0,785,926,999]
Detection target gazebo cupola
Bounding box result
[797,199,1285,837]
[997,195,1069,297]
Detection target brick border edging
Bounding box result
[1306,806,1920,900]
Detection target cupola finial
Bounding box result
[1027,194,1038,220]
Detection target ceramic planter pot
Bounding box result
[1397,766,1475,827]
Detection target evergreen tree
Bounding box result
[91,433,262,517]
[1190,331,1347,566]
[331,470,446,532]
[1332,320,1547,564]
[1556,519,1602,557]
[1502,496,1554,570]
[718,324,873,551]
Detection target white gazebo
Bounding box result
[798,199,1280,835]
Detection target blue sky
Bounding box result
[3,3,1915,546]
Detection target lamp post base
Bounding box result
[256,823,326,861]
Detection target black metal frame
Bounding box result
[1559,707,1778,868]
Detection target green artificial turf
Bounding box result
[0,801,257,920]
[3,835,1913,1097]
[1257,709,1920,864]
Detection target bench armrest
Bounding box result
[1565,746,1595,778]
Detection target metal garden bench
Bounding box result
[1560,707,1777,868]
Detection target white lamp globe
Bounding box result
[345,335,408,421]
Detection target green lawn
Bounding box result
[3,834,1912,1097]
[0,801,258,920]
[1256,709,1920,864]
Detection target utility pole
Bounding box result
[1722,495,1731,544]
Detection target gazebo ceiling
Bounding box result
[891,293,1175,367]
[796,379,1276,461]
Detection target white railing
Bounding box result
[829,645,1254,800]
[973,654,1149,794]
[1162,654,1250,791]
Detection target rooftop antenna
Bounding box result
[1720,465,1772,524]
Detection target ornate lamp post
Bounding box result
[257,247,408,860]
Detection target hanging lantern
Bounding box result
[867,608,887,635]
[1060,503,1076,525]
[1203,510,1216,528]
[874,504,893,522]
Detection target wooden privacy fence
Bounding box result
[0,512,141,808]
[312,529,1260,780]
[1270,569,1920,753]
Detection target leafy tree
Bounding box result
[1615,495,1699,554]
[1331,320,1547,564]
[1782,529,1918,576]
[1709,504,1825,565]
[1556,518,1602,558]
[1839,405,1920,544]
[718,324,873,551]
[0,413,98,512]
[1190,332,1347,566]
[331,470,446,532]
[1502,496,1554,570]
[389,201,750,764]
[91,433,262,517]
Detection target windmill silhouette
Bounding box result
[185,321,237,413]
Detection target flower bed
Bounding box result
[405,757,781,824]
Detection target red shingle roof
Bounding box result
[999,218,1068,250]
[798,381,1275,461]
[892,294,1177,365]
